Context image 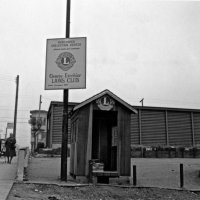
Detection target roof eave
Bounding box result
[73,89,137,114]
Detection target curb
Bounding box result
[5,181,14,200]
[11,180,200,193]
[14,180,90,187]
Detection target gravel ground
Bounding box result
[7,183,200,200]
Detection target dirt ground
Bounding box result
[7,183,200,200]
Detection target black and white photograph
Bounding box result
[0,0,200,199]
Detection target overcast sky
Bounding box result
[0,0,200,147]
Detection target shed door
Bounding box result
[92,110,117,171]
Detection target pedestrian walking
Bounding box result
[5,134,16,164]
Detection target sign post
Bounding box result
[45,0,86,181]
[61,0,70,181]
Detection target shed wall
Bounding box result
[75,105,90,176]
[118,106,131,176]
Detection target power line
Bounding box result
[0,108,30,112]
[42,97,56,102]
[0,76,16,82]
[0,117,29,119]
[0,120,28,123]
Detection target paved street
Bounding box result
[0,156,17,200]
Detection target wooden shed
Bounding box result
[70,89,137,179]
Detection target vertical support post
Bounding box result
[88,160,93,183]
[5,128,7,139]
[165,110,169,146]
[191,112,195,146]
[180,163,184,188]
[13,75,19,138]
[61,0,71,181]
[139,109,142,145]
[39,95,42,118]
[133,165,137,186]
[85,103,93,177]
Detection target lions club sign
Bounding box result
[45,37,86,90]
[55,52,76,71]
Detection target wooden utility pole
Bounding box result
[39,95,42,119]
[13,75,19,138]
[61,0,71,181]
[39,95,42,111]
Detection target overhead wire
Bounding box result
[0,74,16,82]
[0,117,29,119]
[0,120,28,123]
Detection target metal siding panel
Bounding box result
[193,113,200,145]
[52,105,73,145]
[168,111,192,146]
[130,113,139,145]
[141,110,166,146]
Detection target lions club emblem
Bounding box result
[55,52,76,71]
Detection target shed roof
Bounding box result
[73,89,137,113]
[30,110,48,114]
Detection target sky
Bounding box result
[0,0,200,147]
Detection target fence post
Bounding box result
[133,165,137,186]
[16,148,26,181]
[88,160,93,183]
[180,163,184,188]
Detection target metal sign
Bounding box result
[45,37,86,90]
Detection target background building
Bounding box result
[29,110,47,152]
[5,122,14,139]
[46,102,78,149]
[47,90,200,149]
[131,106,200,147]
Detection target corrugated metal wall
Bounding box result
[168,111,192,146]
[130,107,200,147]
[130,114,139,145]
[52,105,62,144]
[141,110,166,146]
[52,105,72,145]
[193,112,200,145]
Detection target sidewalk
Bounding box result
[0,156,17,200]
[26,155,80,186]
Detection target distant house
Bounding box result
[29,110,48,152]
